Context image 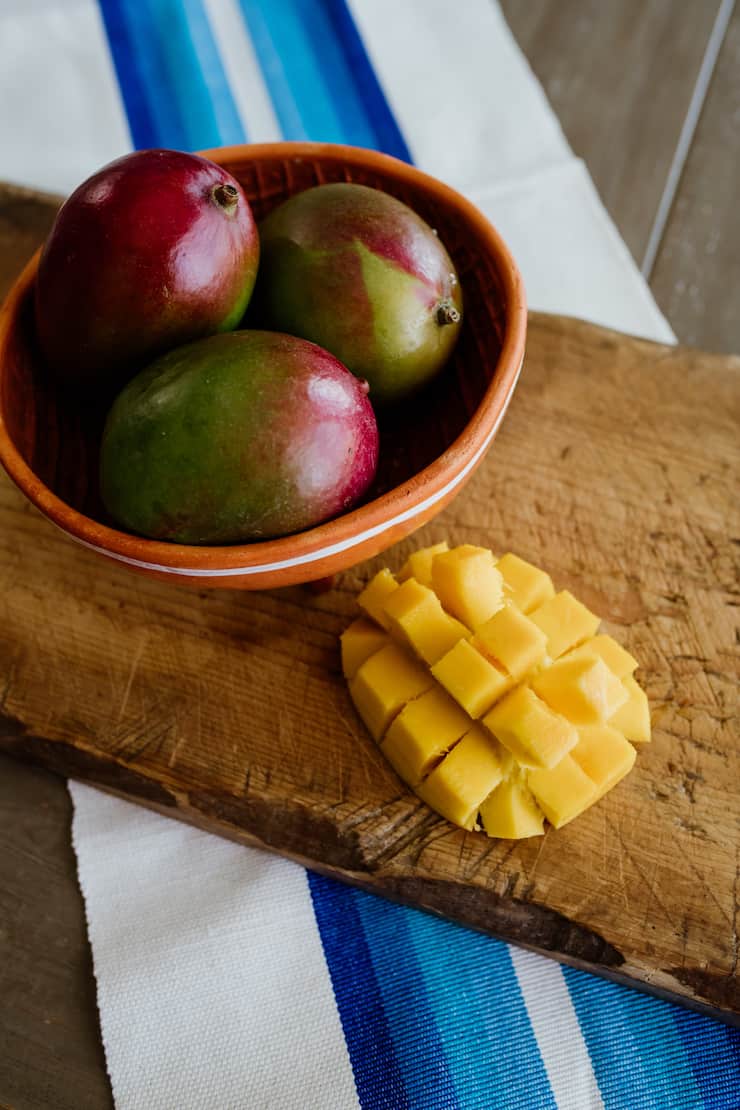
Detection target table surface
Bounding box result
[1,3,738,1106]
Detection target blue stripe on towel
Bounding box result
[97,0,245,150]
[673,1008,740,1109]
[352,893,461,1109]
[236,0,410,158]
[564,968,704,1109]
[308,873,409,1109]
[404,910,556,1110]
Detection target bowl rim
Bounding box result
[0,141,526,577]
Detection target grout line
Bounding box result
[641,0,736,280]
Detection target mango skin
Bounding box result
[35,150,259,388]
[257,184,463,404]
[99,331,379,544]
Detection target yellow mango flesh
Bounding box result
[349,642,433,741]
[431,639,512,718]
[341,619,390,680]
[609,675,651,742]
[431,545,504,629]
[531,655,628,725]
[382,686,470,786]
[418,726,506,830]
[484,685,578,769]
[357,568,398,629]
[572,725,636,799]
[472,603,547,680]
[564,634,638,679]
[529,590,600,659]
[382,577,468,665]
[497,552,555,614]
[343,544,648,839]
[527,755,598,828]
[398,542,449,588]
[480,780,545,838]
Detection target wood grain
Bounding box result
[501,0,722,265]
[650,3,740,353]
[0,309,737,1018]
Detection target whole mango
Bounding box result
[35,150,259,388]
[99,331,379,544]
[257,184,462,404]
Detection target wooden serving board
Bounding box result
[0,185,738,1022]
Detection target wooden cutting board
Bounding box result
[0,185,738,1023]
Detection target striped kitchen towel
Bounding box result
[2,1,737,1107]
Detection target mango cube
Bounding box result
[418,726,506,830]
[480,780,545,839]
[349,643,433,741]
[564,634,638,679]
[531,655,628,725]
[341,619,390,680]
[398,542,449,588]
[432,639,512,718]
[572,725,636,800]
[381,577,468,665]
[497,552,555,614]
[472,604,547,680]
[484,685,577,769]
[530,590,600,658]
[382,687,471,786]
[431,545,504,629]
[528,755,598,828]
[609,675,651,743]
[357,569,399,629]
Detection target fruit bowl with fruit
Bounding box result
[0,143,526,589]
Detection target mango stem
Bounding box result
[436,301,461,327]
[212,183,239,214]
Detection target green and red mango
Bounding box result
[257,183,462,404]
[99,331,379,544]
[35,149,259,388]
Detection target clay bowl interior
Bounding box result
[0,143,525,587]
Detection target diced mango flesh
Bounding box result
[480,780,545,839]
[382,686,471,786]
[531,655,628,725]
[418,726,506,830]
[472,603,547,680]
[528,755,598,828]
[564,634,638,679]
[609,675,651,743]
[484,685,577,769]
[530,590,600,659]
[349,643,433,741]
[497,552,555,614]
[344,544,648,839]
[398,542,449,588]
[357,569,399,629]
[572,725,636,799]
[382,577,468,665]
[341,619,390,680]
[432,545,504,629]
[432,639,512,718]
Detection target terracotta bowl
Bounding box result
[0,143,526,589]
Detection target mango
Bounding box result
[257,184,462,404]
[341,619,389,680]
[99,331,378,543]
[382,578,468,665]
[431,545,504,629]
[342,544,649,839]
[35,150,259,388]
